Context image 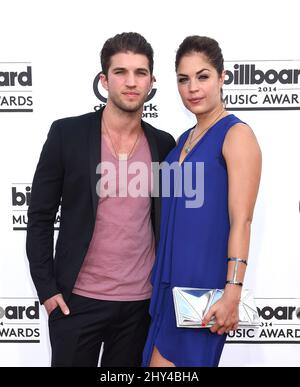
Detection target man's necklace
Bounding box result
[103,119,141,161]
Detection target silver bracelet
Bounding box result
[227,257,247,285]
[226,280,243,287]
[227,257,248,265]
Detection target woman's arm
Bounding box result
[203,122,262,334]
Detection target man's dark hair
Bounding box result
[100,32,154,76]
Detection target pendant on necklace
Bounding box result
[118,153,128,161]
[185,147,190,153]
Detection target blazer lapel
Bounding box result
[142,121,159,163]
[88,108,104,220]
[142,121,161,247]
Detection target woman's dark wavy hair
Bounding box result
[175,35,224,76]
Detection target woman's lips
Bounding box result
[188,97,204,104]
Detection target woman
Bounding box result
[142,36,262,367]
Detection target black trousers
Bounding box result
[48,293,150,367]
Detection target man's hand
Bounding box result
[44,293,70,316]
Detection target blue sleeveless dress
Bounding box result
[142,114,244,367]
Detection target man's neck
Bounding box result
[102,103,143,137]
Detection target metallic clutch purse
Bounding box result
[172,287,260,328]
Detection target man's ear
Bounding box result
[149,75,156,92]
[100,72,108,91]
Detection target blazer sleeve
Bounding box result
[26,121,64,304]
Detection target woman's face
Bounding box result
[176,52,225,115]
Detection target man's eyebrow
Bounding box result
[111,67,126,71]
[111,67,149,72]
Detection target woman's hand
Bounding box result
[202,287,241,335]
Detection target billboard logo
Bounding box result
[227,298,300,343]
[0,63,33,112]
[224,60,300,111]
[0,298,40,343]
[11,183,60,231]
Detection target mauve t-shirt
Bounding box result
[73,132,155,301]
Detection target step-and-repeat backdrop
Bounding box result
[1,0,300,366]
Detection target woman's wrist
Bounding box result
[223,283,242,303]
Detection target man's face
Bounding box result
[100,51,154,113]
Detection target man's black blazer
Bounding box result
[26,107,176,304]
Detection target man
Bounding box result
[26,32,176,367]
